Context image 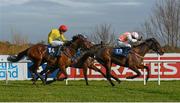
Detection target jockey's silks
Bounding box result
[119,32,130,43]
[48,29,67,45]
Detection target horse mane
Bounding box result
[72,34,85,42]
[146,38,159,44]
[63,41,72,46]
[132,38,158,48]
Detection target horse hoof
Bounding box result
[42,82,46,85]
[46,80,56,84]
[32,82,36,85]
[53,78,57,81]
[112,84,115,87]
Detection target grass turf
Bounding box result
[0,80,180,102]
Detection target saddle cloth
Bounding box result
[113,47,131,57]
[47,45,59,56]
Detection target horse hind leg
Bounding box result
[99,60,115,86]
[89,64,121,84]
[33,61,46,85]
[29,65,37,85]
[110,74,121,84]
[45,69,58,85]
[34,60,47,81]
[126,67,141,79]
[104,62,115,86]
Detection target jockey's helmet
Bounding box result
[131,32,139,39]
[59,25,68,32]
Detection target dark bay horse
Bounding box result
[7,34,92,84]
[86,38,164,86]
[38,44,121,85]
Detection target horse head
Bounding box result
[71,34,93,50]
[145,38,164,55]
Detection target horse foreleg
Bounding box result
[31,73,36,85]
[135,65,150,83]
[82,66,89,85]
[45,69,57,84]
[55,69,64,81]
[57,66,68,81]
[144,66,150,83]
[43,65,56,82]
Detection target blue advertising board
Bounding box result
[0,62,18,79]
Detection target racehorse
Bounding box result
[86,38,164,86]
[7,34,92,85]
[37,43,121,85]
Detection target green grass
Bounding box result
[0,80,180,102]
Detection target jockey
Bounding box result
[48,25,68,56]
[117,32,140,48]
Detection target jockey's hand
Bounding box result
[63,40,71,46]
[138,36,143,41]
[64,40,69,43]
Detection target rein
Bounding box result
[130,50,144,59]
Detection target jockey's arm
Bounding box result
[60,34,67,42]
[48,31,53,45]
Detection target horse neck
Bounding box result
[132,43,151,57]
[67,42,79,56]
[64,47,76,57]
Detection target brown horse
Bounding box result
[7,34,92,84]
[85,38,164,86]
[37,43,121,85]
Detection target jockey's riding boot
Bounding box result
[56,46,62,57]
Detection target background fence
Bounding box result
[0,53,180,85]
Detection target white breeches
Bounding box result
[117,40,131,48]
[51,40,64,47]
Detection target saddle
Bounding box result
[113,47,131,57]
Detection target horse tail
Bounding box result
[7,48,29,62]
